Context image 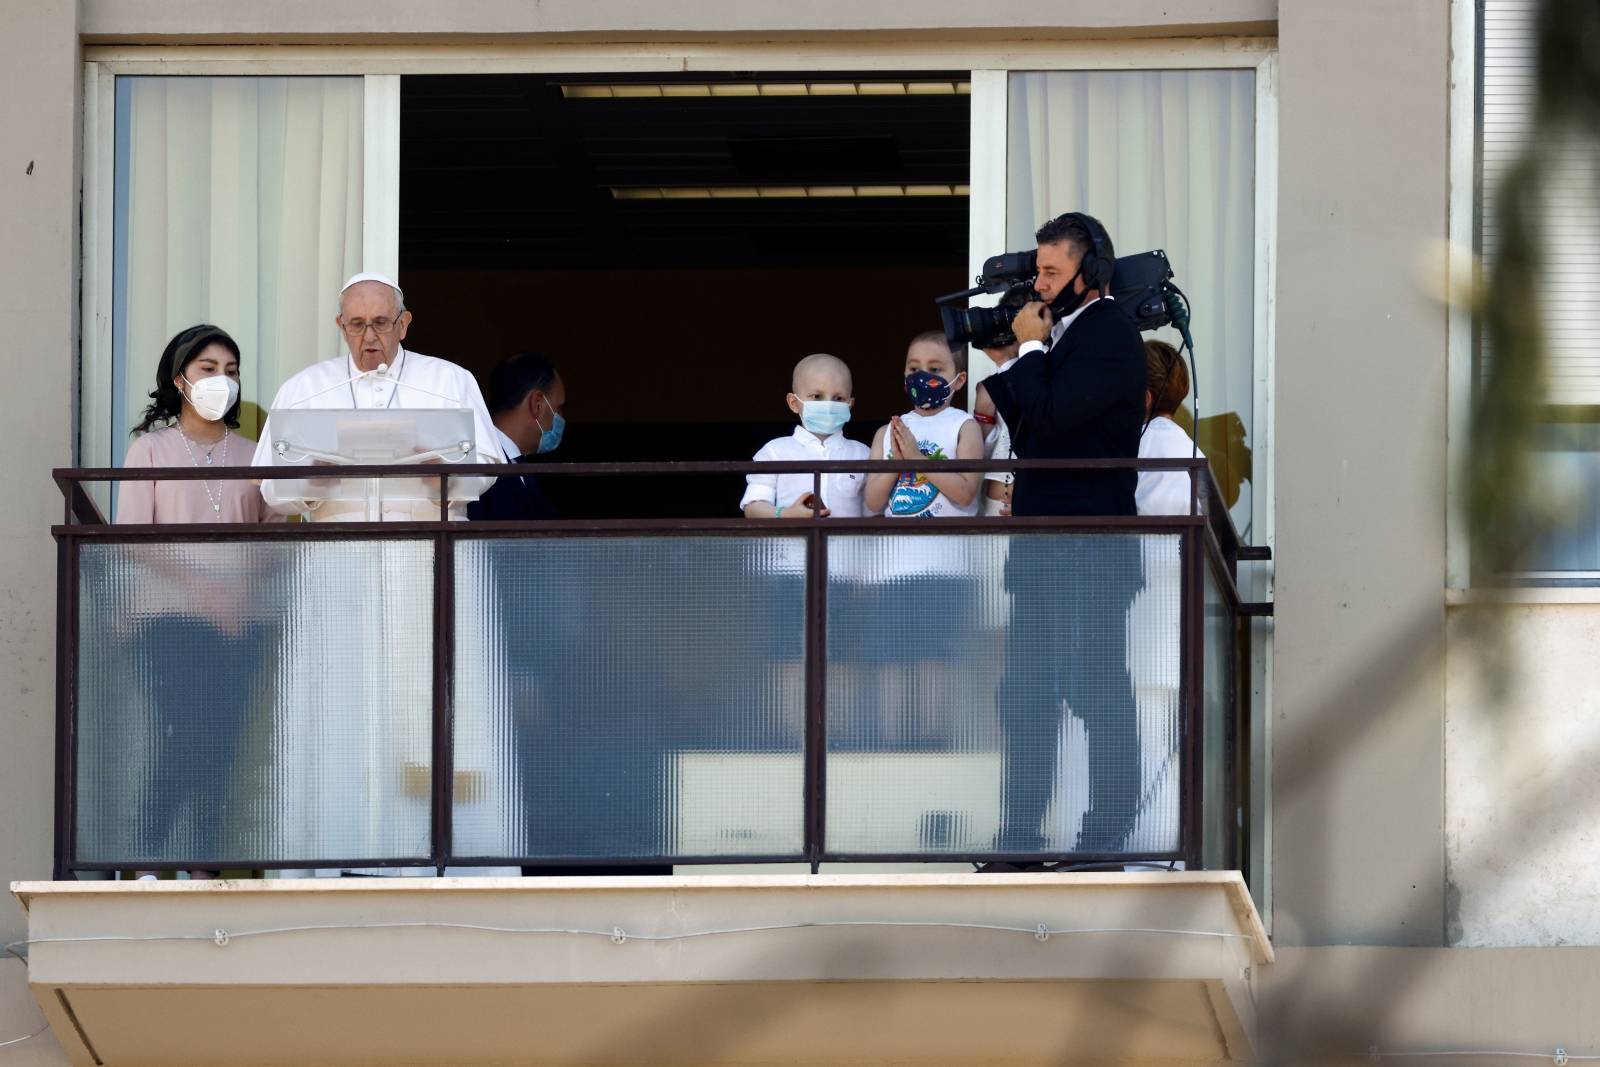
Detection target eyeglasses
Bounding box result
[341,317,402,337]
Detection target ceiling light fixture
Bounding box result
[562,81,970,99]
[609,184,970,200]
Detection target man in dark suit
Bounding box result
[468,352,672,876]
[467,351,564,521]
[981,212,1149,857]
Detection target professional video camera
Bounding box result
[936,248,1188,350]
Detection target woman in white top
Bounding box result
[1136,340,1205,516]
[1082,339,1204,854]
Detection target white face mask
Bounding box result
[183,373,240,422]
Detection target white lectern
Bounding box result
[267,407,480,522]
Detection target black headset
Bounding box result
[1058,211,1115,291]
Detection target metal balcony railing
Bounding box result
[50,458,1263,877]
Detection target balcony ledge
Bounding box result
[14,871,1268,1066]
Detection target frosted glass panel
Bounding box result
[825,533,1180,858]
[75,540,435,866]
[453,536,808,861]
[1201,560,1237,870]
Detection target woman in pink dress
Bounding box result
[117,324,269,879]
[119,324,265,522]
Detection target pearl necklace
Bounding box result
[177,426,229,514]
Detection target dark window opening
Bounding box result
[398,72,971,517]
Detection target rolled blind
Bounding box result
[1480,0,1600,402]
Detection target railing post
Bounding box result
[53,535,79,880]
[804,523,828,873]
[1181,465,1206,870]
[431,520,455,876]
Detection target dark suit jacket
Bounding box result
[467,457,559,521]
[982,299,1147,518]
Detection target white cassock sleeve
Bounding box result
[252,380,310,517]
[451,365,503,503]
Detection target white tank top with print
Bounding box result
[880,406,980,518]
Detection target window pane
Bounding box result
[75,540,435,866]
[825,532,1182,858]
[1007,69,1257,534]
[109,76,363,480]
[1518,420,1600,579]
[1201,557,1238,870]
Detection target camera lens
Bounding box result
[940,305,973,348]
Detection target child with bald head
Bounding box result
[741,353,871,519]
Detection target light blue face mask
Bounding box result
[535,395,565,454]
[800,400,851,436]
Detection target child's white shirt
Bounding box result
[741,425,871,516]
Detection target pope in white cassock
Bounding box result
[252,271,502,522]
[252,271,513,876]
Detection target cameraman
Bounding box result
[981,212,1148,857]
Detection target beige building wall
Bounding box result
[1445,600,1600,947]
[75,0,1276,41]
[0,3,80,1064]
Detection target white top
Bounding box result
[251,348,502,521]
[740,425,871,517]
[493,425,521,462]
[1136,415,1205,516]
[879,405,980,518]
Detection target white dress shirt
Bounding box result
[252,348,502,521]
[493,426,521,462]
[740,425,871,517]
[1015,293,1108,362]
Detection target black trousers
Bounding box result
[997,537,1142,853]
[134,616,267,864]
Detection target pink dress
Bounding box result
[116,425,270,524]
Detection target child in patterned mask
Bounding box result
[864,332,984,518]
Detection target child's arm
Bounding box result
[915,418,985,507]
[863,424,895,514]
[742,494,829,519]
[974,380,997,423]
[740,448,780,518]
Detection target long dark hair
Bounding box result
[132,324,243,434]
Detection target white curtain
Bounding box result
[1007,69,1256,524]
[114,76,363,449]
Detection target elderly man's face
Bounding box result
[338,281,411,372]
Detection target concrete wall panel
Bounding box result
[0,2,81,1063]
[80,0,1276,42]
[1262,945,1600,1061]
[1271,0,1450,946]
[1446,603,1600,946]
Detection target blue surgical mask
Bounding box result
[535,396,565,454]
[800,400,851,436]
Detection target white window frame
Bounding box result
[79,36,1279,917]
